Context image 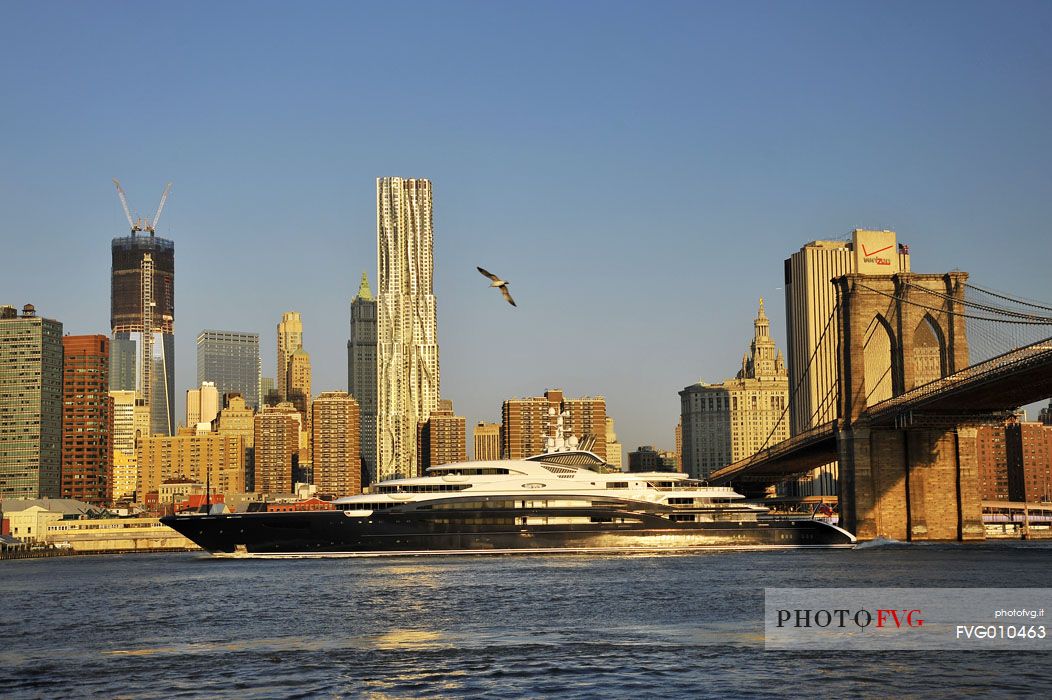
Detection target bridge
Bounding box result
[709,272,1052,541]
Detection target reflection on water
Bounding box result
[86,623,756,664]
[372,629,444,650]
[104,629,450,658]
[2,545,1052,698]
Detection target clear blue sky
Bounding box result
[2,1,1050,455]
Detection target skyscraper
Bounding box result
[783,229,910,495]
[287,347,312,468]
[502,389,607,460]
[61,335,113,505]
[680,299,789,480]
[260,376,277,406]
[418,399,466,472]
[215,394,256,491]
[110,230,176,437]
[674,420,683,472]
[109,336,136,393]
[605,417,623,470]
[473,422,501,460]
[276,312,303,402]
[348,272,378,482]
[1040,400,1052,426]
[137,429,245,498]
[627,446,679,472]
[196,330,261,410]
[1006,422,1052,503]
[311,392,362,497]
[109,389,142,502]
[376,177,440,480]
[254,403,300,494]
[287,348,312,419]
[186,381,219,427]
[976,424,1010,500]
[0,304,63,499]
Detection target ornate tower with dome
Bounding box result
[678,299,790,480]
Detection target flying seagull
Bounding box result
[477,266,517,307]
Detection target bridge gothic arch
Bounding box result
[863,313,896,407]
[912,313,947,389]
[833,271,981,542]
[836,273,968,423]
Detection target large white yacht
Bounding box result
[163,451,855,556]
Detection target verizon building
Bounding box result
[783,229,911,496]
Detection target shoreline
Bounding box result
[4,536,1051,561]
[0,546,200,561]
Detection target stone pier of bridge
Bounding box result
[833,271,985,541]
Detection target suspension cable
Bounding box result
[754,301,839,454]
[964,283,1052,313]
[807,376,839,428]
[856,283,1052,325]
[902,282,1052,322]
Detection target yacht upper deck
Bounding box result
[332,451,744,506]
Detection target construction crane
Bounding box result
[112,178,140,234]
[112,179,173,236]
[147,182,172,234]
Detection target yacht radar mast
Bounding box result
[543,408,579,453]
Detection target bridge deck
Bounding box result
[708,336,1052,490]
[708,422,836,487]
[868,337,1052,423]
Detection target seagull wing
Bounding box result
[477,266,500,282]
[500,286,517,307]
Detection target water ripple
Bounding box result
[2,547,1052,698]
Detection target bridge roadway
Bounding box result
[708,336,1052,492]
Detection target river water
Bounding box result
[2,542,1051,698]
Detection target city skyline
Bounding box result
[2,2,1051,459]
[4,5,1052,698]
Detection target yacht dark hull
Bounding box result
[161,509,855,556]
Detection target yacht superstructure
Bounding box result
[162,451,855,556]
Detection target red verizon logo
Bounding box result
[862,242,893,266]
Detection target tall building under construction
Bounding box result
[109,180,176,437]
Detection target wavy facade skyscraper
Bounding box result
[376,177,440,480]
